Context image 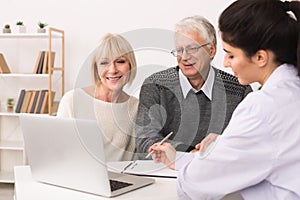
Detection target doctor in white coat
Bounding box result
[149,0,300,199]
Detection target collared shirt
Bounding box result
[175,64,300,200]
[136,66,251,154]
[179,66,215,100]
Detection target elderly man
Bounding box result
[136,15,252,155]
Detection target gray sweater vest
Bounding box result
[136,66,252,153]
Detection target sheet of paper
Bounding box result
[107,160,177,178]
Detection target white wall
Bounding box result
[1,0,236,95]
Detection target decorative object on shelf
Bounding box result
[16,21,26,33]
[3,24,11,33]
[37,22,48,33]
[7,98,14,111]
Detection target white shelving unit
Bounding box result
[0,27,64,183]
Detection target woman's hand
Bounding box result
[190,133,219,153]
[148,142,176,170]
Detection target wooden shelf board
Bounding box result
[0,112,20,117]
[0,171,14,183]
[0,73,48,78]
[0,112,50,116]
[0,33,61,39]
[0,141,24,150]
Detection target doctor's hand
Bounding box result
[149,142,176,170]
[191,133,219,153]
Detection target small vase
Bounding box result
[37,28,46,33]
[7,105,13,112]
[7,98,14,112]
[3,28,11,33]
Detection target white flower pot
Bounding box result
[37,28,46,33]
[18,26,26,33]
[3,28,11,33]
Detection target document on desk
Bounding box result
[107,160,177,178]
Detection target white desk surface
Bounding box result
[14,166,179,200]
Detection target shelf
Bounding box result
[0,27,64,184]
[0,73,48,78]
[0,112,48,116]
[0,171,14,183]
[0,33,62,39]
[0,140,24,150]
[0,112,19,116]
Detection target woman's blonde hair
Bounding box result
[91,33,137,85]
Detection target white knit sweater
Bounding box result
[57,88,138,161]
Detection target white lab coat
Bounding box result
[175,64,300,200]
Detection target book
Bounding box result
[0,53,11,73]
[29,90,40,113]
[20,90,33,113]
[33,51,42,74]
[35,90,47,114]
[108,160,177,178]
[42,52,48,74]
[26,90,36,113]
[51,101,59,115]
[42,51,55,74]
[15,89,26,113]
[37,51,45,74]
[41,90,56,114]
[40,91,49,114]
[34,90,43,113]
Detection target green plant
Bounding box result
[16,21,24,26]
[4,24,10,29]
[38,21,48,29]
[7,98,14,106]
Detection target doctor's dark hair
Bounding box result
[218,0,300,75]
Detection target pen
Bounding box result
[145,131,173,159]
[121,160,136,173]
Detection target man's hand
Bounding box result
[148,142,176,170]
[190,133,219,153]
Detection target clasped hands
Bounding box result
[148,133,219,170]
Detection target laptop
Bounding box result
[19,114,155,197]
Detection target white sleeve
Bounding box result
[56,90,74,118]
[176,100,273,200]
[175,151,194,170]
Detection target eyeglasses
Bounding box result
[171,43,210,57]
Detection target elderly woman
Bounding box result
[57,33,138,161]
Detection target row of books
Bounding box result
[0,51,55,74]
[33,51,56,74]
[15,89,56,114]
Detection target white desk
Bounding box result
[14,166,178,200]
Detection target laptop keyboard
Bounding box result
[109,179,133,192]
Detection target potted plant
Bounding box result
[37,22,48,33]
[3,24,11,33]
[7,98,14,112]
[16,21,26,33]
